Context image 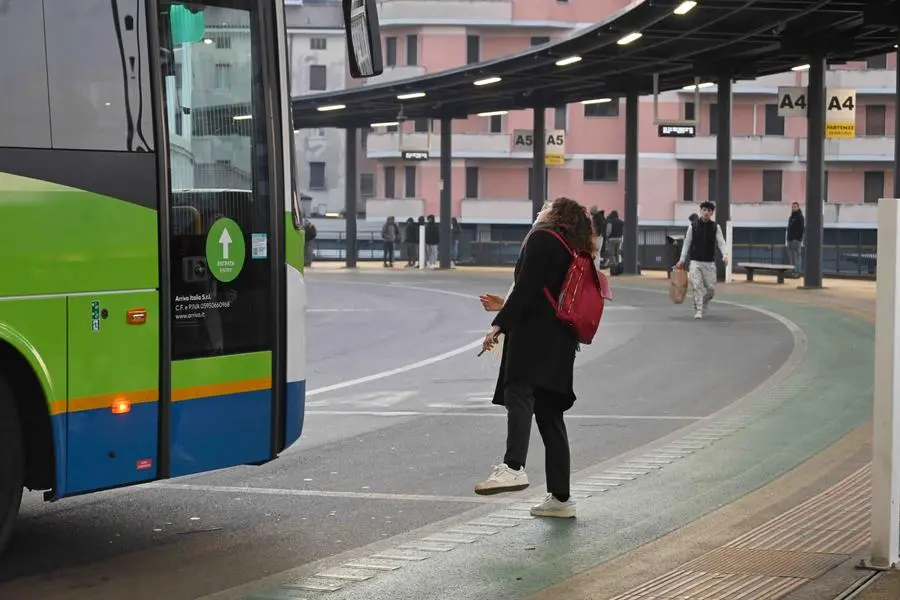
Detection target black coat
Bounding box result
[491,227,578,411]
[787,211,805,242]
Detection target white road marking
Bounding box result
[150,483,510,504]
[305,410,703,420]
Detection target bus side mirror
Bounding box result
[342,0,383,78]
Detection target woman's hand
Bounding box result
[482,325,501,353]
[479,294,504,312]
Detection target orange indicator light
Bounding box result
[126,309,147,325]
[111,399,132,414]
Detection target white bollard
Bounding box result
[867,197,900,570]
[725,220,733,283]
[418,224,426,270]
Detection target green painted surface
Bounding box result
[172,351,272,389]
[0,172,158,296]
[285,213,304,272]
[206,217,246,283]
[245,292,876,600]
[67,292,159,400]
[0,298,68,403]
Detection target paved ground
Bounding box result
[0,268,795,600]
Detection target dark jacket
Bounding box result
[491,227,578,411]
[404,220,418,244]
[424,221,440,245]
[688,219,720,262]
[607,217,624,239]
[787,210,805,242]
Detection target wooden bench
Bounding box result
[738,262,796,284]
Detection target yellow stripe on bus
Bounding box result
[50,378,273,416]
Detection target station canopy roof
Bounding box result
[291,0,899,129]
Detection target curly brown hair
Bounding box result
[536,197,597,255]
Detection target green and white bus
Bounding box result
[0,0,382,552]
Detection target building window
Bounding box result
[404,166,416,198]
[584,101,619,118]
[310,37,327,50]
[708,103,718,135]
[682,168,695,202]
[360,128,368,150]
[465,166,479,198]
[708,169,717,201]
[530,36,550,46]
[764,103,784,135]
[864,171,885,204]
[684,102,696,121]
[384,166,396,198]
[385,37,397,66]
[489,114,502,133]
[386,124,399,133]
[309,64,326,91]
[215,63,231,89]
[554,106,567,130]
[406,34,418,66]
[360,173,375,197]
[414,118,429,133]
[824,170,829,202]
[583,160,618,183]
[466,35,480,64]
[309,162,326,190]
[867,54,888,69]
[213,34,231,49]
[866,105,886,136]
[762,170,783,202]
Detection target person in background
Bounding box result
[590,207,607,268]
[303,219,317,267]
[403,217,418,268]
[675,201,729,319]
[476,197,596,519]
[786,202,805,278]
[424,214,440,268]
[451,217,462,267]
[381,216,400,268]
[605,210,624,271]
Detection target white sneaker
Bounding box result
[694,310,703,319]
[474,463,529,495]
[530,493,576,518]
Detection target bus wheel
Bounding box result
[0,378,24,554]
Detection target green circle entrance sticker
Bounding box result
[206,217,246,282]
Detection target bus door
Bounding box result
[159,0,284,477]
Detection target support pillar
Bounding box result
[623,92,639,275]
[532,107,547,221]
[439,116,453,268]
[867,198,900,570]
[715,74,733,282]
[895,45,900,197]
[803,56,826,289]
[344,127,358,268]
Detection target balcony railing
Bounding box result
[363,198,425,221]
[675,135,797,161]
[366,132,514,157]
[363,65,426,85]
[377,0,512,23]
[798,136,895,162]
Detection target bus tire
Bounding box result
[0,377,24,554]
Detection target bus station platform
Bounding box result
[205,267,887,600]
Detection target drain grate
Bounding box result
[609,570,806,600]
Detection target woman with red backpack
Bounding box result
[476,197,598,518]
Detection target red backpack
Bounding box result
[534,229,611,345]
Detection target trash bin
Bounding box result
[665,234,684,279]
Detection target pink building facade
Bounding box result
[358,0,897,233]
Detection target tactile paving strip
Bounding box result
[609,465,873,600]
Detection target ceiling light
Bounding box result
[555,56,582,67]
[791,64,810,71]
[397,92,426,100]
[233,115,252,120]
[617,32,642,45]
[682,82,714,90]
[477,110,508,117]
[203,38,213,45]
[316,104,346,112]
[474,77,502,86]
[581,98,612,104]
[673,1,697,15]
[371,121,399,127]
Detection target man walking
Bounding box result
[786,202,804,278]
[381,216,400,267]
[675,201,728,320]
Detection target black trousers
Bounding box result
[503,382,571,498]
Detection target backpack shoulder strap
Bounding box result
[531,228,576,257]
